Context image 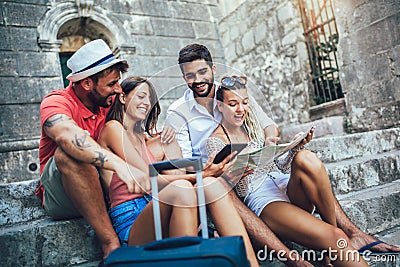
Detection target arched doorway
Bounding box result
[57,18,115,86]
[37,2,134,86]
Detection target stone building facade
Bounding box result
[0,0,399,181]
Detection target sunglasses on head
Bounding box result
[221,76,247,88]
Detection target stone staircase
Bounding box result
[1,128,399,267]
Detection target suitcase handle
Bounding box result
[143,236,202,251]
[149,157,202,176]
[149,157,209,240]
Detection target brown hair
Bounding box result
[106,76,161,136]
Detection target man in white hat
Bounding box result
[36,39,149,259]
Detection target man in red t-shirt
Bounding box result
[36,39,150,260]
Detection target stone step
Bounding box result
[0,138,40,184]
[0,179,45,227]
[1,180,398,267]
[0,218,102,267]
[337,179,400,234]
[308,127,399,163]
[1,151,399,227]
[327,150,400,195]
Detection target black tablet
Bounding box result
[213,143,248,164]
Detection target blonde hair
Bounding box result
[217,75,265,144]
[243,105,265,144]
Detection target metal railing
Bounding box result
[299,0,343,105]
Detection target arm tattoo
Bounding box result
[92,151,108,168]
[44,114,71,128]
[73,133,92,150]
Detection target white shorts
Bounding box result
[244,171,290,216]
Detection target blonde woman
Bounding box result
[206,75,369,267]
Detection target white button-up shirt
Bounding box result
[165,87,276,161]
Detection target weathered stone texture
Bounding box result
[0,77,60,104]
[2,2,48,27]
[218,0,310,126]
[0,104,41,140]
[0,149,39,183]
[335,0,400,132]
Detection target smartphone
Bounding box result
[213,143,248,164]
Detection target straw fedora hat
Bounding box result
[66,39,126,82]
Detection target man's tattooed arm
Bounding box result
[73,133,92,150]
[91,151,108,168]
[43,114,72,129]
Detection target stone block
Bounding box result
[390,45,400,77]
[0,218,102,267]
[254,22,267,45]
[386,13,400,49]
[242,30,254,52]
[150,76,186,99]
[0,4,4,26]
[351,18,394,56]
[169,1,210,20]
[193,21,217,39]
[98,0,143,14]
[356,80,397,106]
[0,27,11,50]
[9,27,39,52]
[348,0,400,33]
[40,220,102,267]
[328,150,400,194]
[0,148,39,183]
[17,52,62,77]
[151,18,195,38]
[277,2,294,24]
[139,0,170,17]
[0,179,45,226]
[0,77,62,105]
[127,55,178,77]
[308,127,400,163]
[339,180,400,233]
[348,101,400,132]
[0,103,41,140]
[131,36,183,56]
[2,2,47,27]
[0,223,40,266]
[0,52,18,76]
[119,14,154,36]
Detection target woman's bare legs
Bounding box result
[288,150,337,227]
[261,202,368,267]
[203,177,259,267]
[128,179,198,245]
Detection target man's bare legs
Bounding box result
[54,148,120,259]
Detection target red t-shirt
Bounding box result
[36,82,109,204]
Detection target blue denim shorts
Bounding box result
[108,195,152,245]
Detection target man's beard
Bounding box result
[189,74,215,98]
[88,86,115,108]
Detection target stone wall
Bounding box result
[0,0,223,180]
[333,0,400,132]
[217,0,311,127]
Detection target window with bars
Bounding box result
[299,0,343,106]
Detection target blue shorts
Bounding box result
[108,195,152,245]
